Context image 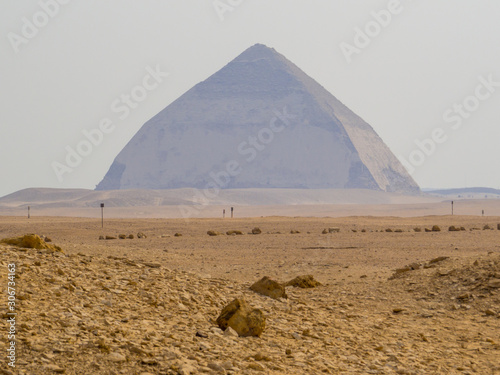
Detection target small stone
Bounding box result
[208,362,225,372]
[128,345,146,355]
[252,353,270,361]
[210,327,223,335]
[251,227,262,234]
[250,276,287,299]
[428,256,449,264]
[109,352,127,362]
[178,361,197,375]
[199,342,211,351]
[488,279,500,289]
[141,358,158,365]
[224,326,239,337]
[221,361,233,370]
[195,330,208,338]
[44,364,65,373]
[248,362,265,371]
[143,262,161,268]
[42,352,55,360]
[285,275,321,288]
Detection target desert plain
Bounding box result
[1,212,499,374]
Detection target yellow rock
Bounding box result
[1,234,63,252]
[216,298,265,337]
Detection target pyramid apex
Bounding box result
[233,43,281,62]
[247,43,272,50]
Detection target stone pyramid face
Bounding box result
[96,44,419,194]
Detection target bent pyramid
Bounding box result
[96,44,419,194]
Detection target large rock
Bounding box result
[216,298,266,337]
[250,276,287,299]
[96,43,419,194]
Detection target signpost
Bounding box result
[231,207,234,218]
[100,203,104,228]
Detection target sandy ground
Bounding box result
[0,214,499,374]
[0,215,499,283]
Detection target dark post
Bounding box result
[451,201,454,215]
[223,209,225,219]
[231,207,234,218]
[482,209,484,217]
[28,206,30,219]
[100,203,104,228]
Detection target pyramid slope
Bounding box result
[97,44,419,194]
[281,59,416,193]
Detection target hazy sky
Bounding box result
[2,0,500,197]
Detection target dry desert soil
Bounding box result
[0,215,499,375]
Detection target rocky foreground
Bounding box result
[1,238,499,375]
